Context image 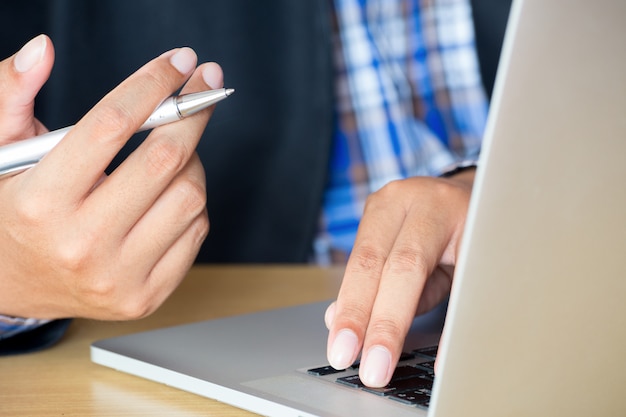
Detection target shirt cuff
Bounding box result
[0,314,51,341]
[439,159,478,178]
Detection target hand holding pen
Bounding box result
[0,35,227,321]
[0,87,233,178]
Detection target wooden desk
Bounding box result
[0,265,343,416]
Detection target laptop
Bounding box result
[91,0,626,415]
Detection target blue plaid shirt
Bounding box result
[314,0,489,263]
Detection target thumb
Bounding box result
[0,34,55,144]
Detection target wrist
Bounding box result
[440,162,477,189]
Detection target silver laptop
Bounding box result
[91,0,626,415]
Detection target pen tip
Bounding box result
[225,88,235,96]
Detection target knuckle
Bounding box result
[368,316,408,343]
[379,179,404,195]
[136,69,176,98]
[369,180,403,203]
[71,274,118,317]
[91,103,137,141]
[361,180,407,216]
[348,244,387,273]
[54,238,96,274]
[115,297,155,320]
[331,302,370,338]
[193,211,210,242]
[143,135,188,178]
[173,178,207,217]
[13,193,46,226]
[78,280,155,320]
[362,191,383,213]
[339,302,372,326]
[385,246,429,276]
[80,276,116,303]
[75,272,158,321]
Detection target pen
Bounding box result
[0,87,234,179]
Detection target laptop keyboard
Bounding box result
[307,345,437,409]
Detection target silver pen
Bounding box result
[0,87,234,179]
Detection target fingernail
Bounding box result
[202,62,223,90]
[14,34,46,73]
[328,329,358,370]
[361,345,392,387]
[170,47,197,75]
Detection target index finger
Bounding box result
[326,186,406,370]
[29,47,198,203]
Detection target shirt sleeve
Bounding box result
[439,159,479,178]
[0,314,51,341]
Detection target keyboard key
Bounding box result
[336,374,364,388]
[389,388,431,407]
[351,351,413,370]
[413,345,438,359]
[391,366,430,381]
[416,359,435,370]
[413,360,435,379]
[307,365,345,376]
[362,375,433,396]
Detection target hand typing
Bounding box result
[325,171,475,387]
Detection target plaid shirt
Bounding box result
[314,0,489,262]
